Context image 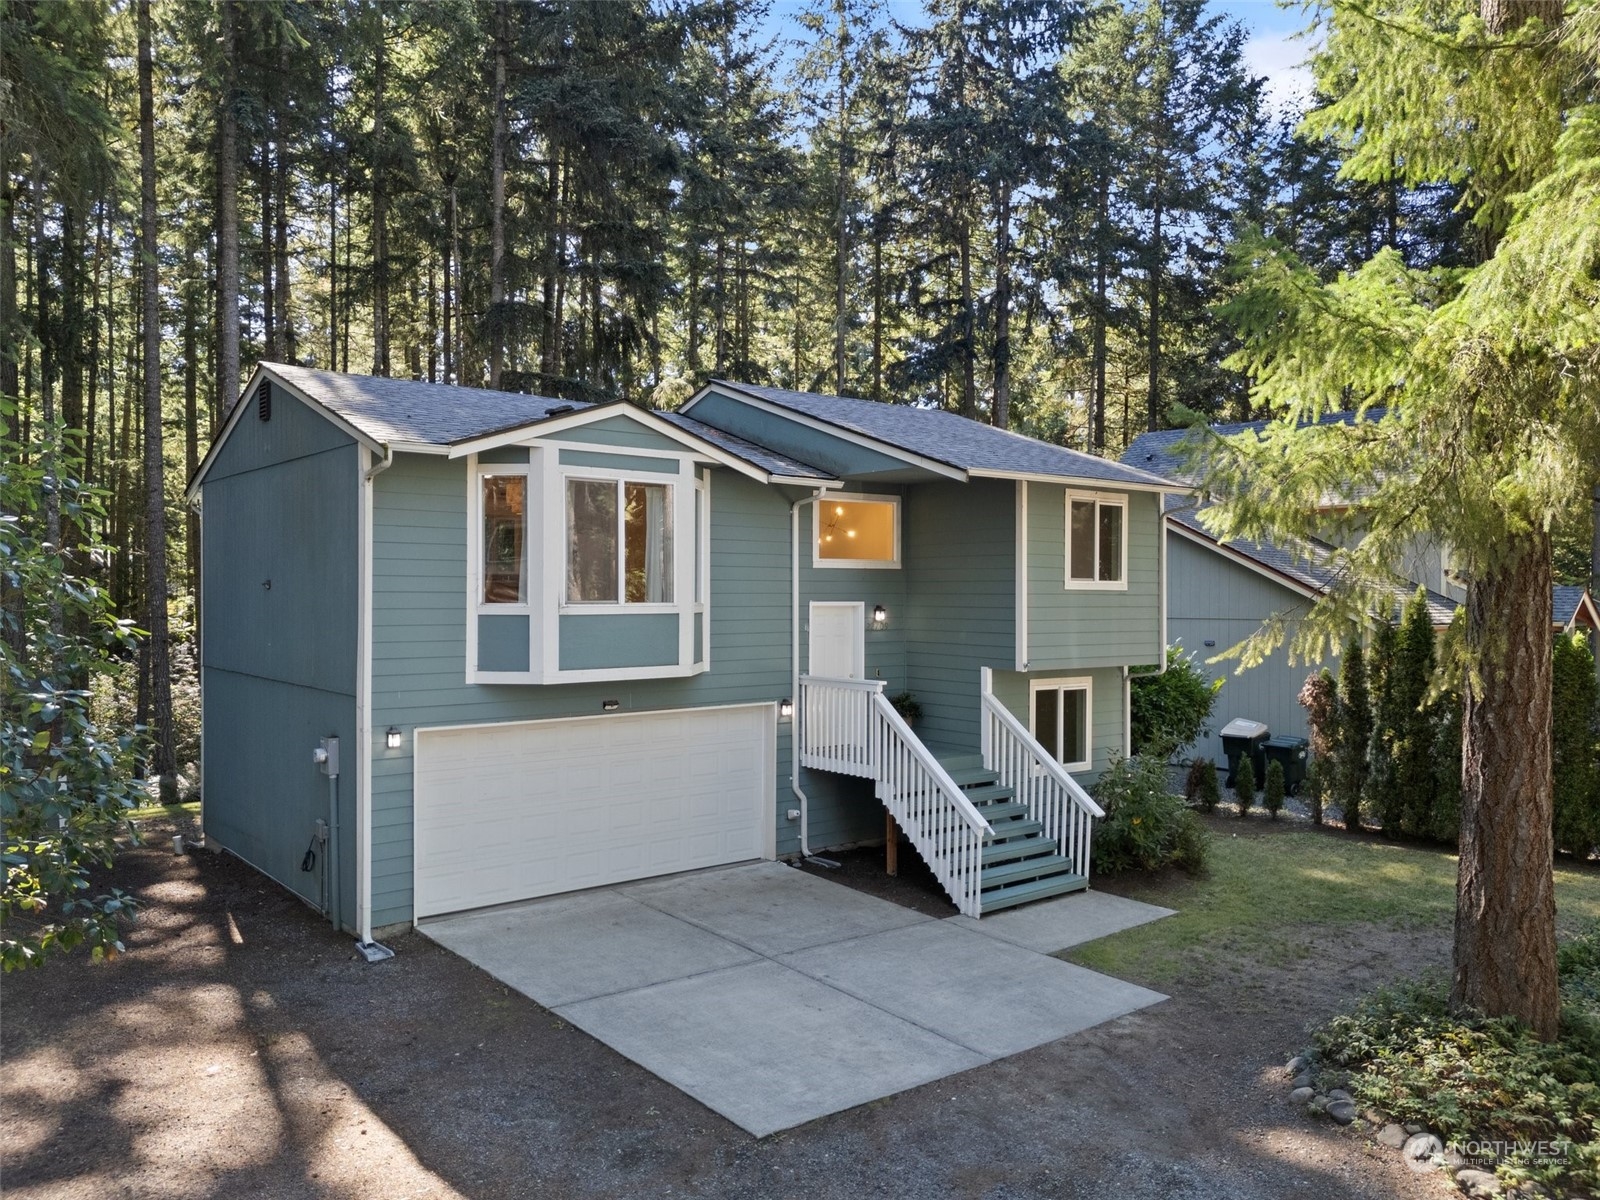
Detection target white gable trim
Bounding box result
[185,364,385,502]
[445,401,772,484]
[1562,590,1600,633]
[682,382,969,482]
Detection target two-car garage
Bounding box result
[411,704,777,919]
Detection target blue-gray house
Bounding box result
[189,365,1175,945]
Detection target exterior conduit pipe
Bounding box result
[356,445,396,963]
[792,485,843,867]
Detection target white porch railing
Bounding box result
[799,675,992,917]
[979,666,1105,880]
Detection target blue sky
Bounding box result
[761,0,1321,113]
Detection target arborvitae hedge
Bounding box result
[1553,632,1600,859]
[1336,638,1371,831]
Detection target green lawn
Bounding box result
[1070,823,1600,983]
[125,801,201,822]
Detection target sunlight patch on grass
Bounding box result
[126,801,201,822]
[1068,830,1600,984]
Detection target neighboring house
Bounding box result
[1124,418,1600,766]
[189,366,1175,942]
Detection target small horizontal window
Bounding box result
[816,498,898,567]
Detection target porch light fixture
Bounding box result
[871,605,888,629]
[602,699,621,711]
[385,727,403,750]
[779,698,794,719]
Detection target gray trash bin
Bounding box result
[1219,718,1270,789]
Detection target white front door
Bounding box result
[808,601,865,679]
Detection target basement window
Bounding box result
[814,496,900,569]
[1030,677,1092,773]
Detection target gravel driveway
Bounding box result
[1,816,1452,1200]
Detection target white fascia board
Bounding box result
[186,364,387,502]
[446,403,771,484]
[966,467,1182,495]
[1566,590,1600,633]
[684,381,969,483]
[1166,516,1324,604]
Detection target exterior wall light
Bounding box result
[779,698,794,719]
[385,727,403,750]
[602,699,621,711]
[871,605,888,628]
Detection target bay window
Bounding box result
[481,475,527,604]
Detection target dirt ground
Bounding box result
[2,814,1456,1200]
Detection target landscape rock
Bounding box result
[1285,1056,1309,1075]
[1376,1123,1407,1149]
[1326,1100,1358,1125]
[1403,1133,1444,1170]
[1405,1124,1425,1135]
[1310,1094,1330,1112]
[1327,1088,1353,1104]
[1288,1087,1315,1105]
[1290,1072,1313,1090]
[1454,1167,1501,1198]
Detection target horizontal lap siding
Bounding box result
[369,455,797,927]
[1028,485,1162,670]
[904,480,1015,752]
[199,392,360,928]
[1167,531,1332,765]
[988,665,1128,780]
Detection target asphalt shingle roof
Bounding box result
[1122,408,1388,485]
[263,363,590,446]
[1167,501,1460,627]
[657,413,834,480]
[709,381,1177,489]
[1554,585,1598,629]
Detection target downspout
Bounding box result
[792,485,841,866]
[356,445,395,962]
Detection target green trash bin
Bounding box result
[1219,718,1269,789]
[1263,735,1310,796]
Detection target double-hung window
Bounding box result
[566,478,674,605]
[1030,677,1092,772]
[1066,493,1125,587]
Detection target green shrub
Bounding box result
[1303,755,1326,826]
[1367,609,1402,834]
[1395,590,1439,837]
[1554,632,1600,859]
[1091,754,1209,876]
[1234,756,1255,817]
[1129,645,1224,758]
[1335,638,1372,830]
[1186,758,1221,813]
[1309,925,1600,1193]
[1429,690,1463,844]
[1264,759,1285,819]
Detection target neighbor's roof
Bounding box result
[262,362,591,447]
[1167,500,1459,627]
[1123,408,1388,486]
[700,380,1178,490]
[659,412,834,482]
[1554,585,1600,630]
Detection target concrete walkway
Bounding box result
[420,862,1171,1136]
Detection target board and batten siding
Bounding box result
[1026,484,1162,671]
[903,479,1016,752]
[199,383,360,927]
[1166,530,1334,767]
[368,452,815,928]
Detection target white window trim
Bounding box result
[1063,490,1128,592]
[811,491,902,570]
[1029,675,1094,773]
[473,461,533,615]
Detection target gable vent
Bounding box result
[258,382,272,422]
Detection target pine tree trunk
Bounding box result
[871,229,883,401]
[1,157,18,411]
[958,217,976,419]
[443,178,456,383]
[1452,533,1559,1038]
[215,0,240,416]
[487,0,509,389]
[274,131,292,364]
[371,22,390,377]
[184,287,199,591]
[833,31,849,397]
[1091,174,1110,453]
[259,150,275,360]
[1146,191,1163,434]
[540,154,559,382]
[992,186,1012,430]
[138,0,176,799]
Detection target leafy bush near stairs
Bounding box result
[1091,754,1208,876]
[1310,924,1600,1193]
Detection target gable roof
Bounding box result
[1554,585,1600,631]
[688,380,1178,491]
[191,364,839,496]
[1123,408,1388,486]
[1167,501,1460,627]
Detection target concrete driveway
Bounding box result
[420,861,1171,1136]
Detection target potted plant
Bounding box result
[889,691,922,726]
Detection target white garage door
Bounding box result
[413,704,775,918]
